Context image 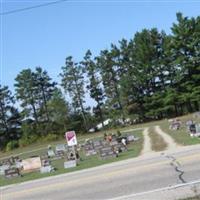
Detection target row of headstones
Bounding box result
[0,145,80,178]
[0,156,22,178]
[169,119,200,135]
[84,134,138,159]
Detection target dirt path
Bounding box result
[141,127,153,155]
[154,125,179,150]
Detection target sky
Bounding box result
[0,0,200,106]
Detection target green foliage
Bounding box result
[6,140,19,151]
[2,12,200,151]
[41,134,58,142]
[60,56,89,130]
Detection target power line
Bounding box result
[0,0,69,16]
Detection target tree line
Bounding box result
[0,13,199,151]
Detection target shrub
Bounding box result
[6,141,19,151]
[42,134,58,142]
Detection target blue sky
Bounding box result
[0,0,200,106]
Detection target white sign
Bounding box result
[65,131,77,146]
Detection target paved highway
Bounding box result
[1,145,200,200]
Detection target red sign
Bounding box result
[65,131,77,146]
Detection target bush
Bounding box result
[19,135,38,147]
[6,141,19,151]
[41,134,58,142]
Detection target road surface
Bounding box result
[1,144,200,200]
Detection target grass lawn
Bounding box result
[149,126,167,151]
[0,130,143,186]
[159,114,200,146]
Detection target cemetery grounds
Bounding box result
[0,113,200,186]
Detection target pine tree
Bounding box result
[60,56,88,130]
[82,50,105,128]
[0,85,21,149]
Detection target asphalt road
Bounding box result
[1,145,200,200]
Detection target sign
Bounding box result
[22,157,41,172]
[65,131,77,146]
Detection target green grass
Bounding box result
[0,130,143,186]
[159,114,200,146]
[149,126,167,151]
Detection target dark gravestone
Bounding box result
[0,164,10,175]
[84,143,97,156]
[190,124,196,134]
[5,168,20,178]
[99,146,117,160]
[93,140,104,151]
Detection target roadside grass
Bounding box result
[159,114,200,146]
[149,126,168,152]
[0,130,143,186]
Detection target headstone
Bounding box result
[99,146,116,160]
[47,150,55,157]
[22,157,42,172]
[15,161,23,169]
[93,140,104,151]
[56,144,67,153]
[40,166,54,173]
[127,135,138,142]
[4,168,20,178]
[0,164,10,175]
[189,124,196,134]
[84,143,97,156]
[64,160,77,169]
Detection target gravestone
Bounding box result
[93,140,104,151]
[64,160,77,169]
[40,166,54,173]
[127,135,138,142]
[99,146,117,160]
[0,164,10,175]
[56,144,67,153]
[4,168,20,178]
[47,149,55,158]
[84,143,97,156]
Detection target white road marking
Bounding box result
[108,179,200,200]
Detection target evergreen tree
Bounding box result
[82,50,105,127]
[60,56,88,130]
[0,85,21,149]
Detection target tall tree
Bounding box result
[15,69,39,124]
[82,50,105,128]
[47,88,69,134]
[171,13,200,112]
[0,85,21,149]
[60,56,88,130]
[35,67,57,123]
[97,49,126,123]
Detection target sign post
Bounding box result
[65,131,77,146]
